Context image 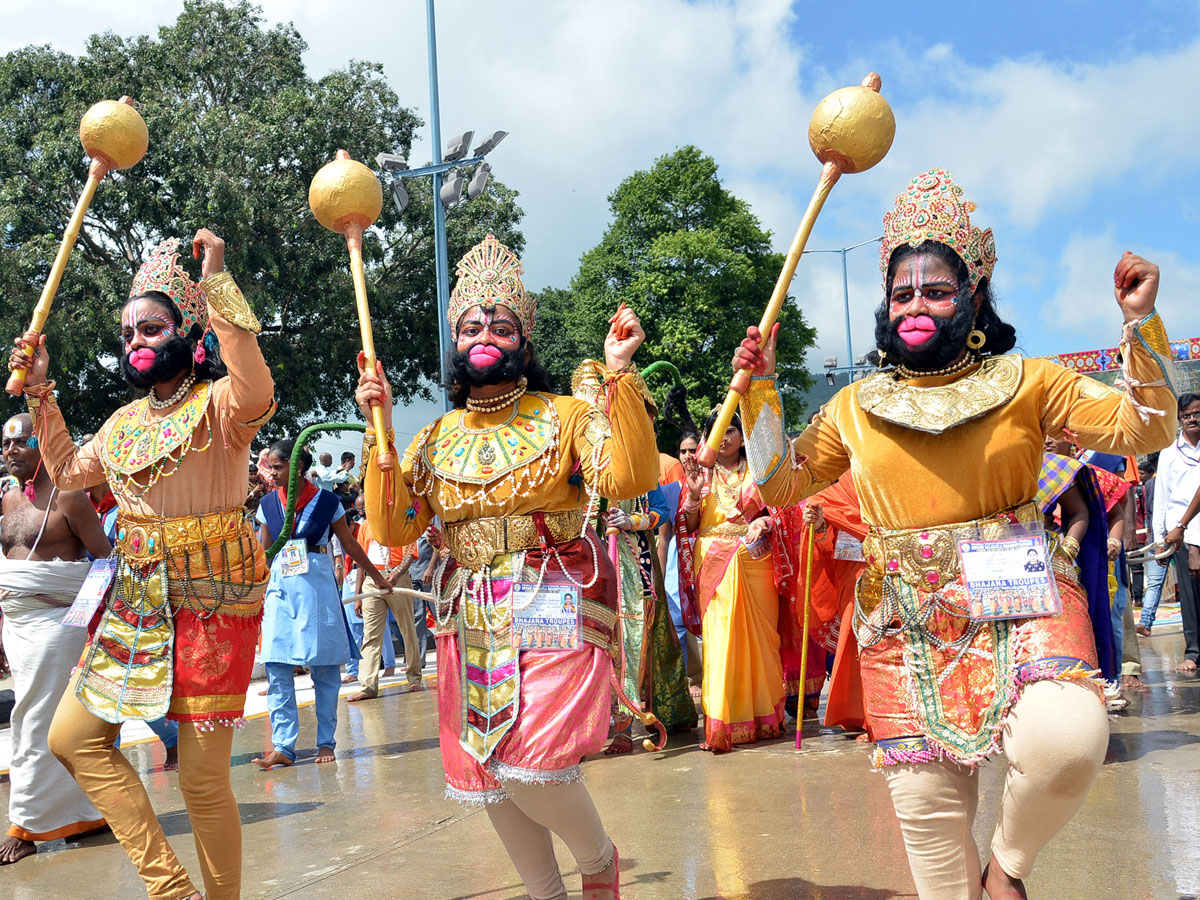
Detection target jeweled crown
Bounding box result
[880,169,997,290]
[129,238,208,336]
[448,234,534,339]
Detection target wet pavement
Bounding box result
[4,623,1200,900]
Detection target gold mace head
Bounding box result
[808,72,895,174]
[79,97,148,170]
[308,150,383,234]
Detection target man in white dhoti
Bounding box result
[0,414,112,864]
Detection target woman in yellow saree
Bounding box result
[681,412,785,751]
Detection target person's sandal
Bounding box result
[582,844,620,900]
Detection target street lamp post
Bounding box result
[802,236,882,385]
[377,0,508,412]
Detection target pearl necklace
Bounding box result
[466,378,527,413]
[894,352,978,381]
[148,373,196,410]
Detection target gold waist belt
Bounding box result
[862,501,1041,593]
[445,509,585,571]
[698,522,749,538]
[116,508,250,565]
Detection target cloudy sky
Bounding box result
[5,0,1199,444]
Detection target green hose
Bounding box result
[639,360,683,385]
[265,422,366,562]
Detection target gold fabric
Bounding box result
[114,508,246,565]
[202,271,261,334]
[855,355,1023,434]
[742,333,1176,531]
[444,509,585,570]
[102,381,213,478]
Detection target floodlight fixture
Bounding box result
[473,130,508,156]
[390,179,410,214]
[825,372,836,387]
[444,131,474,161]
[823,356,838,369]
[375,152,409,172]
[467,162,492,200]
[440,168,465,205]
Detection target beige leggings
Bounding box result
[883,680,1108,900]
[48,682,241,900]
[484,779,614,900]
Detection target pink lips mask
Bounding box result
[897,315,938,348]
[128,348,157,372]
[468,344,504,368]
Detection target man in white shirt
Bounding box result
[1153,393,1200,673]
[308,452,335,491]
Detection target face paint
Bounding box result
[888,254,960,317]
[456,306,522,370]
[3,419,23,441]
[121,300,177,355]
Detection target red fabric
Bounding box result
[277,478,318,521]
[1089,464,1130,512]
[90,487,117,516]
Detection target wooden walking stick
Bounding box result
[7,97,148,395]
[796,522,816,749]
[696,74,895,468]
[309,150,393,469]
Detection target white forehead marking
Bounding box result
[3,420,28,439]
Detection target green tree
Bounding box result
[537,146,814,449]
[0,0,523,438]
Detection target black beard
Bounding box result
[874,294,977,370]
[119,337,193,390]
[446,343,527,388]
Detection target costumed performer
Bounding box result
[679,409,788,752]
[254,438,392,769]
[0,414,110,865]
[730,169,1176,900]
[11,229,274,900]
[356,235,659,900]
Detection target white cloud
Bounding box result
[1040,231,1200,351]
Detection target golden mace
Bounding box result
[308,151,394,470]
[7,97,148,395]
[695,74,895,468]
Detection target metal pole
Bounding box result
[841,248,853,384]
[426,0,452,412]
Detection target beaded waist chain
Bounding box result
[115,508,251,565]
[861,502,1041,593]
[444,509,585,571]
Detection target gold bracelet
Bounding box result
[203,272,262,334]
[1060,535,1081,561]
[362,428,396,449]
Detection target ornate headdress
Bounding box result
[448,234,534,339]
[880,169,997,290]
[129,238,208,337]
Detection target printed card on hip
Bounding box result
[956,521,1061,621]
[511,581,581,651]
[63,557,118,627]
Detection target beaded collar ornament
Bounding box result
[449,234,535,339]
[129,238,208,337]
[880,169,997,291]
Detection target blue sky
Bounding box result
[4,0,1199,447]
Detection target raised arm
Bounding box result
[733,323,850,507]
[193,230,275,442]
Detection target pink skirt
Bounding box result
[437,632,613,804]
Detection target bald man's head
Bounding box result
[2,414,40,482]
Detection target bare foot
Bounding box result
[163,745,179,771]
[406,682,424,693]
[341,674,357,684]
[0,835,36,865]
[253,750,294,770]
[315,746,336,764]
[1120,674,1150,694]
[698,741,727,754]
[604,733,634,755]
[346,691,377,703]
[1176,659,1198,674]
[1136,624,1152,637]
[257,686,269,695]
[688,685,702,701]
[382,667,395,677]
[982,861,1028,899]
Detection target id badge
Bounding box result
[956,522,1061,621]
[834,531,866,562]
[63,558,117,628]
[280,538,310,577]
[511,581,581,651]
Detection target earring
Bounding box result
[966,329,986,350]
[878,349,887,364]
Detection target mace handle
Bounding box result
[696,161,842,468]
[345,225,393,470]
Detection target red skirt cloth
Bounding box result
[858,568,1102,768]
